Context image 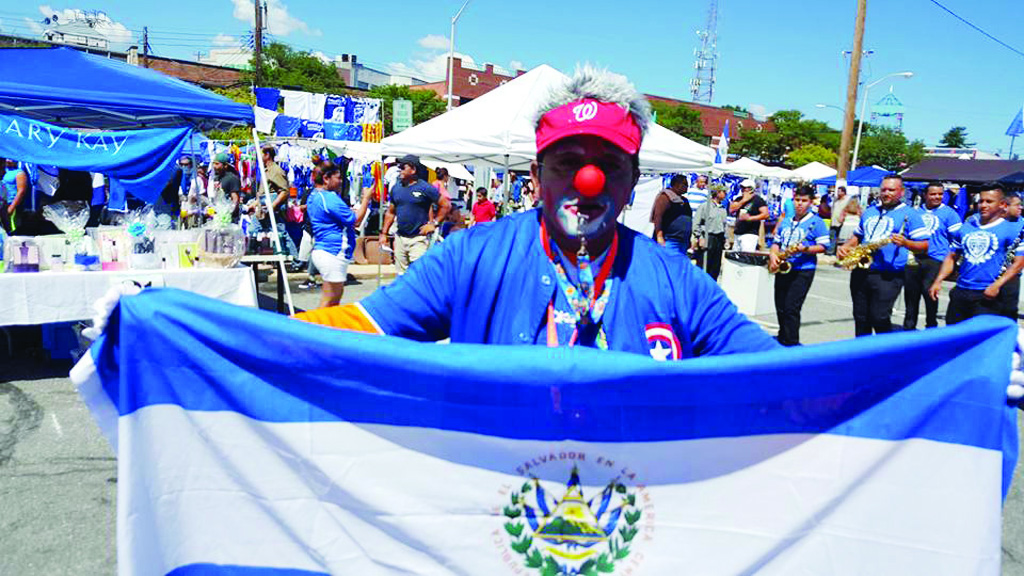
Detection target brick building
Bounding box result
[417,58,526,106]
[641,95,773,146]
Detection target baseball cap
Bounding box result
[213,152,231,164]
[397,154,421,168]
[740,178,756,188]
[536,99,643,156]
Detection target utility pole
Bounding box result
[142,26,149,68]
[253,0,263,86]
[837,0,867,182]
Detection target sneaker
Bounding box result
[297,279,318,290]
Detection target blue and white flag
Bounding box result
[1007,105,1024,137]
[715,119,730,164]
[71,289,1018,575]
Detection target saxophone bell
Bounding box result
[777,260,792,274]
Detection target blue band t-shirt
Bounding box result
[917,204,962,261]
[774,212,830,271]
[952,217,1024,290]
[855,203,928,272]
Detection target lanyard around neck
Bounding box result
[540,221,618,348]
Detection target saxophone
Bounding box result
[837,215,908,271]
[773,243,803,274]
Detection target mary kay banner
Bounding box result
[71,289,1018,575]
[0,111,190,203]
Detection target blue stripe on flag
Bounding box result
[92,289,1017,453]
[167,564,328,575]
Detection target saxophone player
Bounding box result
[837,174,929,336]
[929,184,1024,324]
[768,185,829,346]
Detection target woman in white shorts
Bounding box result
[307,164,372,308]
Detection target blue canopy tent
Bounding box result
[0,47,252,204]
[813,166,892,187]
[0,47,251,131]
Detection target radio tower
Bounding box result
[689,0,718,104]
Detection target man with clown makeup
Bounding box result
[294,67,779,360]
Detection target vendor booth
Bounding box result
[0,47,261,327]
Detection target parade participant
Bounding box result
[471,187,496,224]
[294,66,778,358]
[380,154,450,275]
[730,179,768,252]
[692,185,727,280]
[1002,194,1024,319]
[307,164,373,309]
[768,186,829,346]
[838,174,928,336]
[929,184,1024,324]
[903,182,962,330]
[1,158,29,234]
[650,174,693,257]
[686,174,710,213]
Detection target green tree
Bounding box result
[856,126,925,171]
[649,101,706,143]
[721,104,749,114]
[206,87,256,142]
[368,84,447,137]
[939,126,973,148]
[731,131,785,164]
[244,42,348,93]
[787,144,837,168]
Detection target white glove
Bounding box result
[1009,327,1024,404]
[81,282,143,340]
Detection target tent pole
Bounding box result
[378,161,385,289]
[252,128,295,315]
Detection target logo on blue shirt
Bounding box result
[645,323,681,361]
[962,231,999,265]
[863,216,895,242]
[921,213,940,235]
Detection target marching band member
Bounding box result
[768,185,829,346]
[1001,193,1023,320]
[294,66,780,359]
[837,174,929,336]
[903,182,962,330]
[929,184,1024,324]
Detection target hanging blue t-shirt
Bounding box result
[306,188,357,260]
[773,212,830,271]
[953,217,1024,290]
[323,122,345,141]
[343,98,357,123]
[253,87,280,111]
[855,203,929,272]
[324,95,346,122]
[917,204,962,261]
[274,115,301,137]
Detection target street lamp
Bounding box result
[851,71,913,170]
[815,103,844,113]
[446,0,473,111]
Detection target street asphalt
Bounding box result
[2,265,1023,574]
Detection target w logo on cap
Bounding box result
[572,101,599,123]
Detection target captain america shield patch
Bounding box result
[645,323,681,361]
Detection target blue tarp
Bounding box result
[0,47,252,131]
[814,166,892,187]
[0,111,190,203]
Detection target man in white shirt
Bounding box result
[686,174,710,213]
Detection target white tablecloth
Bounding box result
[0,267,258,326]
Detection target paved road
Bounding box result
[2,267,1023,574]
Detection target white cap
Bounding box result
[740,178,756,188]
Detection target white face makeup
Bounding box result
[555,196,615,238]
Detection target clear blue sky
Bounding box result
[2,1,1023,154]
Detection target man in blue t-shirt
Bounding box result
[768,185,830,346]
[381,154,450,275]
[903,182,962,330]
[838,174,929,336]
[929,183,1024,324]
[296,67,779,360]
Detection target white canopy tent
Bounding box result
[381,64,714,173]
[791,161,837,182]
[713,157,777,179]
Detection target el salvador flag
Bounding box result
[715,120,730,164]
[71,289,1018,575]
[1007,105,1024,137]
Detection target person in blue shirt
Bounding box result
[838,174,929,336]
[381,154,450,275]
[1000,194,1024,319]
[1,158,30,234]
[929,184,1024,324]
[306,164,372,309]
[294,66,779,360]
[903,182,962,330]
[768,185,829,346]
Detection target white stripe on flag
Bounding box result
[115,405,1003,575]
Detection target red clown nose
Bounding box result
[573,164,605,198]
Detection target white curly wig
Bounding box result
[533,64,652,138]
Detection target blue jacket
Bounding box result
[362,209,779,360]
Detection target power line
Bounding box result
[926,0,1024,59]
